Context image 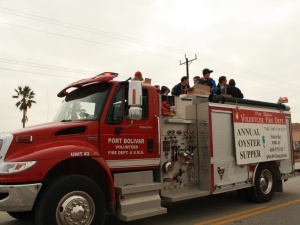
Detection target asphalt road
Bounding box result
[1,175,300,225]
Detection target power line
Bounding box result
[1,7,300,97]
[2,4,288,79]
[1,55,299,97]
[0,67,82,79]
[0,65,174,90]
[0,21,179,61]
[0,58,98,74]
[0,7,195,55]
[0,58,136,80]
[0,67,129,81]
[2,19,299,93]
[0,7,292,86]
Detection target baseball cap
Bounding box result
[202,68,213,75]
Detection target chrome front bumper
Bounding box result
[0,183,42,212]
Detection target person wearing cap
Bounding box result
[171,76,190,96]
[227,79,244,98]
[196,68,217,93]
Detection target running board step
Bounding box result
[161,189,210,202]
[114,171,167,221]
[115,182,162,195]
[118,207,167,222]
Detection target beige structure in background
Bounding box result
[292,123,300,150]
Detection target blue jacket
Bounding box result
[197,78,217,94]
[171,83,190,96]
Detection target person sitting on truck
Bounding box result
[227,79,244,98]
[196,68,217,93]
[216,76,229,95]
[171,76,190,96]
[192,76,200,87]
[160,86,170,95]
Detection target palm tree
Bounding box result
[12,86,36,128]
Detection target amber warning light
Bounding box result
[277,97,288,103]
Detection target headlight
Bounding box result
[0,161,36,174]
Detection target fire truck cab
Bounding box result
[0,72,296,225]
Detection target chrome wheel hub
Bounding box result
[56,191,95,225]
[259,169,273,194]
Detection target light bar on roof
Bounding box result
[278,97,288,103]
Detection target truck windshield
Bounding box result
[53,83,111,122]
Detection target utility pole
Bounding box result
[180,54,197,81]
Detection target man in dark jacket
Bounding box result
[171,76,190,96]
[228,79,244,98]
[216,76,229,95]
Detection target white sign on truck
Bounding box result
[233,109,289,164]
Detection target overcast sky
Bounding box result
[1,0,300,132]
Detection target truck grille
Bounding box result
[0,139,3,151]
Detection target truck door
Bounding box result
[100,85,160,170]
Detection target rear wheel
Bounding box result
[35,174,106,225]
[7,211,35,220]
[249,163,276,203]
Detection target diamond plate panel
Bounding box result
[174,97,193,119]
[114,171,153,186]
[115,182,161,195]
[197,102,212,191]
[118,190,161,214]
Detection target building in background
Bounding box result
[292,123,300,150]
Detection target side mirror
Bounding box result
[129,107,142,120]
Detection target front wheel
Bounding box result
[249,163,276,203]
[35,174,106,225]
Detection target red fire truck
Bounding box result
[0,72,297,225]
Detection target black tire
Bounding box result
[248,163,276,203]
[7,211,35,220]
[35,174,106,225]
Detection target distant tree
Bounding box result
[12,86,36,128]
